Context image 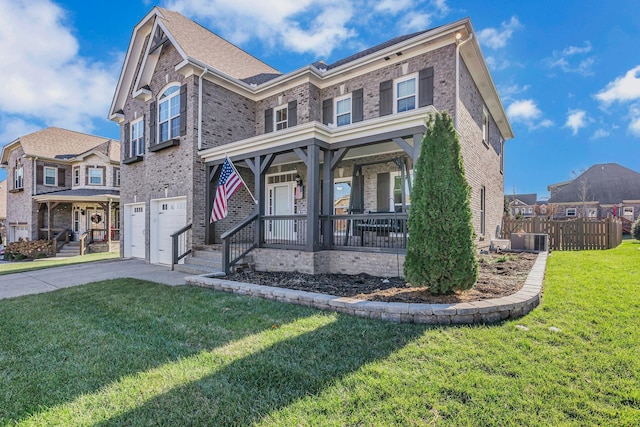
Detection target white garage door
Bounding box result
[151,197,187,265]
[11,225,29,242]
[126,204,146,259]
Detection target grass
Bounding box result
[0,252,119,275]
[0,241,639,426]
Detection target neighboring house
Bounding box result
[0,179,6,244]
[505,193,538,217]
[0,128,121,251]
[109,7,514,275]
[547,163,640,222]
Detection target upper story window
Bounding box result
[482,106,489,146]
[158,85,180,142]
[395,74,417,113]
[14,162,24,190]
[275,105,288,131]
[566,208,577,217]
[73,167,80,185]
[335,94,352,126]
[44,166,57,186]
[114,168,121,187]
[88,167,104,186]
[131,118,145,156]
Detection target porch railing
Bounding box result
[52,228,71,255]
[171,223,192,269]
[222,213,259,275]
[79,232,89,256]
[330,213,408,250]
[261,215,307,247]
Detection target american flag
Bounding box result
[210,157,243,222]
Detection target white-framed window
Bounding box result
[566,208,577,217]
[14,163,23,189]
[158,85,180,142]
[114,168,121,187]
[623,206,634,218]
[587,208,597,218]
[482,106,489,145]
[44,166,57,186]
[527,207,533,214]
[390,170,414,212]
[335,94,352,126]
[88,167,103,185]
[131,118,144,156]
[394,74,417,113]
[274,105,288,131]
[74,210,80,233]
[73,167,80,186]
[480,186,486,235]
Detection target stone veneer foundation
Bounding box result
[185,252,547,325]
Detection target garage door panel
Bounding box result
[154,198,186,265]
[129,205,145,259]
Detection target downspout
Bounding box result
[197,67,209,151]
[455,33,473,131]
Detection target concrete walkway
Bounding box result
[0,258,191,300]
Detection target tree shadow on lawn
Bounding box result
[95,314,428,426]
[0,279,338,424]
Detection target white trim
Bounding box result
[158,83,181,143]
[335,93,352,127]
[274,104,288,131]
[43,166,57,186]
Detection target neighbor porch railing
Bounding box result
[51,228,71,255]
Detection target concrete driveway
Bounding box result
[0,258,192,300]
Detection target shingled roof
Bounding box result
[505,193,538,206]
[547,163,640,204]
[3,127,119,162]
[156,7,280,81]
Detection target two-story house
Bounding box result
[109,7,514,276]
[0,127,120,252]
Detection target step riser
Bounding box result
[185,257,222,268]
[192,250,222,260]
[173,264,223,275]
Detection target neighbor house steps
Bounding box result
[56,242,81,258]
[173,245,224,276]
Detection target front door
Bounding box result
[267,182,296,241]
[87,209,105,241]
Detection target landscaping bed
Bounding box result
[228,251,538,304]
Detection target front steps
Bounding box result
[56,242,80,258]
[173,245,224,276]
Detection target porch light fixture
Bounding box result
[81,209,85,215]
[294,173,302,186]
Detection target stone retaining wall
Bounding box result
[186,252,546,324]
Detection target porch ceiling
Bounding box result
[199,106,434,164]
[33,189,120,203]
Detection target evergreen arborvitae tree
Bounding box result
[404,112,478,294]
[632,216,640,241]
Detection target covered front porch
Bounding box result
[33,189,120,255]
[200,107,433,276]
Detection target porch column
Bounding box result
[248,154,274,248]
[321,149,334,249]
[107,199,112,243]
[205,163,221,245]
[47,201,51,241]
[305,143,320,251]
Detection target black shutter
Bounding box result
[179,84,187,136]
[418,67,434,107]
[58,168,65,187]
[124,122,130,158]
[379,80,393,116]
[352,88,363,123]
[377,173,390,212]
[351,174,364,213]
[141,114,146,153]
[149,101,156,145]
[322,98,333,125]
[264,108,273,133]
[287,100,297,127]
[36,165,43,185]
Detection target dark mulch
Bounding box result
[227,251,539,304]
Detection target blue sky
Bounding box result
[1,0,639,199]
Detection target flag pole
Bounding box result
[226,154,258,204]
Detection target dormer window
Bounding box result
[87,166,105,186]
[158,85,180,142]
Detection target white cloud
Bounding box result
[591,129,610,139]
[564,109,588,135]
[0,0,118,136]
[498,83,530,102]
[477,16,521,50]
[374,0,413,14]
[548,42,594,75]
[485,56,511,71]
[629,104,640,136]
[0,115,40,144]
[507,99,553,130]
[595,65,640,104]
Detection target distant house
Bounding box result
[547,163,640,222]
[0,128,121,252]
[505,193,538,217]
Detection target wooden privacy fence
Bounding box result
[501,216,622,251]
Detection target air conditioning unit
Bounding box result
[524,233,548,252]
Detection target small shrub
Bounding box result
[632,217,640,240]
[496,255,508,263]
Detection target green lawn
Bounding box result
[0,252,119,275]
[0,241,639,426]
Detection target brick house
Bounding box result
[109,7,514,276]
[0,127,120,252]
[0,179,6,244]
[505,193,548,218]
[547,163,640,224]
